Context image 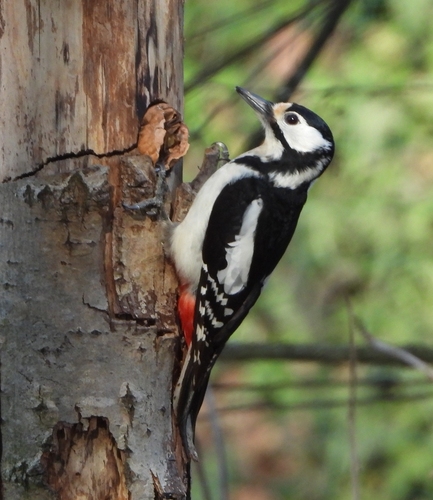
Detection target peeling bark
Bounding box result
[42,417,130,500]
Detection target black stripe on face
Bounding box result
[270,121,291,151]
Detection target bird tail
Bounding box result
[173,346,211,461]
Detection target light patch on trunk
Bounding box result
[217,198,264,295]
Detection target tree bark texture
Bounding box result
[0,0,183,182]
[1,1,188,499]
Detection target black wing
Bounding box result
[175,175,308,459]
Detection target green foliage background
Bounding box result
[183,0,433,498]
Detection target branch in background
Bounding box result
[220,342,433,366]
[189,28,309,140]
[212,376,433,392]
[347,299,360,500]
[188,0,352,145]
[205,388,229,500]
[301,81,433,98]
[185,0,325,94]
[208,391,433,414]
[276,0,352,101]
[247,0,352,148]
[193,440,213,500]
[355,317,433,381]
[189,0,279,41]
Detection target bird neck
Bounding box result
[234,147,330,175]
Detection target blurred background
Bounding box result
[182,0,433,498]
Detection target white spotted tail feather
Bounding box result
[172,86,335,460]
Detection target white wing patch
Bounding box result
[217,198,264,295]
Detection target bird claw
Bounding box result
[122,197,163,216]
[213,142,230,167]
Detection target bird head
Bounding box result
[235,87,334,184]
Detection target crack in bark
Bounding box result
[6,144,138,183]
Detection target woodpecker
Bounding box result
[171,86,334,459]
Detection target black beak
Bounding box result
[236,87,274,122]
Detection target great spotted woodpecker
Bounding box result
[171,87,334,459]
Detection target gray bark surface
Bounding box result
[1,163,186,498]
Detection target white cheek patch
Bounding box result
[280,115,332,153]
[217,198,264,295]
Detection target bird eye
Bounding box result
[285,113,299,125]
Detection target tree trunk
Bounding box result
[0,1,188,498]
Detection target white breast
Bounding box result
[170,162,260,291]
